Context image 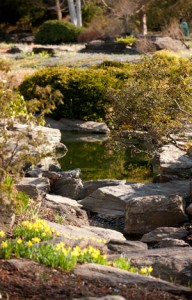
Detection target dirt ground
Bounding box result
[0,259,189,300]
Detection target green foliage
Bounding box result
[116,36,136,46]
[82,2,103,25]
[108,51,192,147]
[0,219,153,275]
[13,219,55,242]
[0,0,46,26]
[19,66,118,121]
[0,59,62,207]
[34,20,84,45]
[146,0,192,31]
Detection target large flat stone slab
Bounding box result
[74,263,192,298]
[45,117,110,134]
[79,181,190,217]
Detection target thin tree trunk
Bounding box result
[55,0,62,20]
[67,0,77,25]
[76,0,82,27]
[142,12,147,35]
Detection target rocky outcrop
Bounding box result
[8,123,67,155]
[45,194,89,227]
[15,177,50,200]
[81,40,128,54]
[107,239,148,253]
[79,180,189,211]
[134,36,187,53]
[74,263,192,298]
[45,117,110,134]
[152,36,187,51]
[46,221,126,243]
[125,194,187,235]
[78,180,126,200]
[154,144,192,182]
[122,247,192,286]
[141,227,189,244]
[0,205,15,232]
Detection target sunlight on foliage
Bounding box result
[0,219,153,275]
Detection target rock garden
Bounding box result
[1,40,192,300]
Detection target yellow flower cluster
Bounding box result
[63,234,107,244]
[17,238,23,244]
[21,219,57,239]
[55,242,107,260]
[1,241,8,248]
[26,241,33,247]
[15,237,41,247]
[0,230,5,238]
[140,266,153,275]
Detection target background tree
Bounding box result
[0,0,46,28]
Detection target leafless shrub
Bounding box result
[162,18,184,41]
[134,38,156,54]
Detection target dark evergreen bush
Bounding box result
[34,20,84,44]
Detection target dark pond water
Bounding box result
[58,132,152,182]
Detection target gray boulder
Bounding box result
[125,194,187,235]
[15,177,50,200]
[154,144,192,182]
[157,238,189,248]
[141,227,188,244]
[153,36,187,51]
[45,117,110,134]
[107,239,148,254]
[44,194,89,227]
[51,177,83,200]
[78,179,126,200]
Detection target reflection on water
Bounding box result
[59,132,152,182]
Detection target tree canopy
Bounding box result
[0,0,192,32]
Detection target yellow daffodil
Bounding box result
[26,241,33,247]
[91,252,99,259]
[32,237,41,244]
[148,266,153,273]
[0,230,5,238]
[71,250,80,257]
[17,238,23,244]
[55,242,65,251]
[140,267,148,275]
[1,241,8,248]
[82,248,88,254]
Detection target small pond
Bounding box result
[58,132,152,182]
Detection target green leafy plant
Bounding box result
[34,20,84,45]
[116,36,136,45]
[19,66,118,121]
[108,51,192,149]
[0,220,153,275]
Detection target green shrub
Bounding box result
[108,51,192,146]
[116,36,136,45]
[93,61,136,81]
[19,66,118,121]
[34,20,84,44]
